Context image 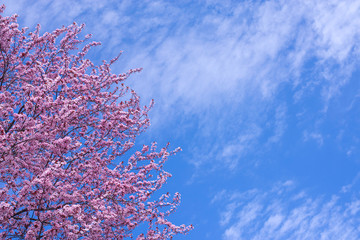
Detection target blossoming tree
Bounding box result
[0,5,192,239]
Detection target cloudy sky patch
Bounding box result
[3,0,360,239]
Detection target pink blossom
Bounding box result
[0,5,192,239]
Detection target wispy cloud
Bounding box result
[213,181,360,240]
[4,0,360,172]
[6,0,360,110]
[303,131,324,146]
[268,104,287,143]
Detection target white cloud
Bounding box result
[5,0,359,111]
[220,125,262,170]
[3,0,360,171]
[268,104,287,143]
[311,0,360,62]
[213,181,360,240]
[303,131,324,146]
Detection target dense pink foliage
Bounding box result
[0,5,192,239]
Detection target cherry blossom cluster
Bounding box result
[0,5,192,239]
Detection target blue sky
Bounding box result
[3,0,360,239]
